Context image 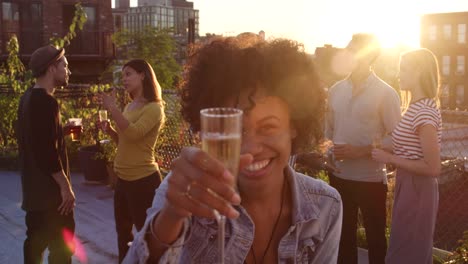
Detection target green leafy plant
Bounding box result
[112,26,182,90]
[0,36,33,148]
[443,230,468,264]
[94,139,117,163]
[50,2,87,48]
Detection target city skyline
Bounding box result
[118,0,468,52]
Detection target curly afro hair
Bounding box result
[179,34,326,154]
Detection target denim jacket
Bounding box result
[123,166,342,264]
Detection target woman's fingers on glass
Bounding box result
[189,174,240,206]
[165,188,200,218]
[173,153,240,206]
[185,183,240,219]
[181,147,227,180]
[166,179,230,220]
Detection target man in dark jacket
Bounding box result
[17,45,75,264]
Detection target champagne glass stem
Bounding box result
[216,212,226,264]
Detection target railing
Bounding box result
[1,31,114,58]
[67,31,115,57]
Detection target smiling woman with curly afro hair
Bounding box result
[122,34,342,264]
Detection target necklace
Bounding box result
[249,179,287,264]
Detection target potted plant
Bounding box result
[95,139,117,188]
[58,84,113,184]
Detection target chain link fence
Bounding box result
[157,93,468,252]
[434,110,468,251]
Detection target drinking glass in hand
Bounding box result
[372,135,382,149]
[372,135,387,173]
[200,107,243,264]
[333,141,346,163]
[98,110,108,122]
[99,110,108,131]
[68,118,82,142]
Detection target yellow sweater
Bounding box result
[114,101,164,181]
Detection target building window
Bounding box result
[63,5,98,54]
[456,85,464,107]
[2,2,20,30]
[2,2,42,54]
[441,84,450,107]
[429,25,437,40]
[458,24,466,44]
[442,56,450,75]
[457,56,465,74]
[20,3,42,53]
[443,24,452,40]
[2,2,20,52]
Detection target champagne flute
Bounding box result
[372,134,387,174]
[333,133,346,163]
[200,107,243,264]
[98,109,107,129]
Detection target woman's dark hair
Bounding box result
[123,59,163,102]
[179,35,326,154]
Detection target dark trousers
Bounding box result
[23,210,75,264]
[114,171,161,263]
[329,175,387,264]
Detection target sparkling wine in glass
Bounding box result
[99,110,108,131]
[98,110,108,122]
[200,107,242,264]
[372,134,387,174]
[333,133,346,163]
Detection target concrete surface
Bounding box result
[0,170,369,263]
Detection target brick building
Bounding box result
[0,0,115,83]
[421,12,468,109]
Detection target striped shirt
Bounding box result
[393,98,442,160]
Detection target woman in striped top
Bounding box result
[372,48,442,264]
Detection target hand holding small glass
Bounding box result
[372,135,382,149]
[98,110,109,131]
[97,89,117,112]
[372,135,388,173]
[371,148,393,164]
[332,141,347,162]
[66,118,82,141]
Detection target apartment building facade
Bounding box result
[421,12,468,109]
[113,0,198,38]
[0,0,115,83]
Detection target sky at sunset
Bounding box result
[122,0,468,52]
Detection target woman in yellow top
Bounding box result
[98,59,165,263]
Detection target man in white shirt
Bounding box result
[326,33,401,264]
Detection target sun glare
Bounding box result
[307,0,423,50]
[348,2,422,48]
[374,15,421,48]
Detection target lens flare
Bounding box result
[63,228,88,264]
[331,49,354,77]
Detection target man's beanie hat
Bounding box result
[29,45,65,77]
